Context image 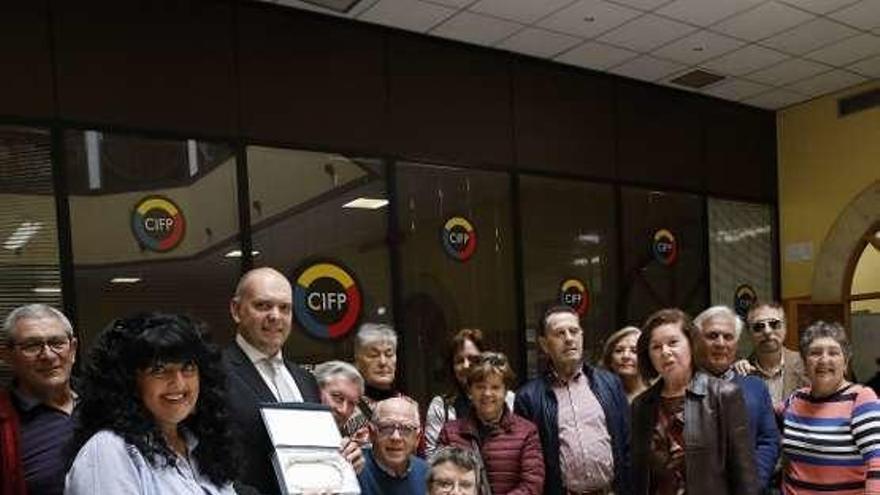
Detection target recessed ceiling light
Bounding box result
[4,221,43,250]
[32,287,61,294]
[343,198,389,210]
[224,249,261,258]
[583,16,595,22]
[110,277,142,284]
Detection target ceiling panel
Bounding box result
[777,0,860,15]
[609,54,686,81]
[760,17,858,54]
[555,40,639,68]
[468,0,574,24]
[359,0,455,31]
[598,13,697,51]
[848,54,880,78]
[787,69,866,96]
[806,33,880,66]
[537,0,642,38]
[610,0,675,11]
[497,27,582,57]
[712,2,814,41]
[704,78,773,101]
[431,11,522,45]
[829,0,880,31]
[747,56,829,85]
[744,87,806,109]
[701,43,790,76]
[651,29,744,64]
[655,0,763,26]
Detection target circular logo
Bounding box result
[441,216,477,262]
[293,261,362,340]
[559,278,590,316]
[652,228,678,266]
[131,196,185,252]
[734,284,757,319]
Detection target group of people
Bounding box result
[0,265,878,494]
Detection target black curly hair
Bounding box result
[68,312,237,486]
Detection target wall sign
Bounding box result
[293,260,362,340]
[559,278,590,316]
[734,284,757,320]
[441,216,477,262]
[652,228,678,266]
[131,196,186,253]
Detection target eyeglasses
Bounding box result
[11,336,72,358]
[750,319,782,333]
[432,479,476,494]
[373,421,419,437]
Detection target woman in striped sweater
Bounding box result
[781,320,880,494]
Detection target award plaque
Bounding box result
[260,403,361,494]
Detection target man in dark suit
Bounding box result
[222,267,321,495]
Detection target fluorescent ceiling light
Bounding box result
[110,277,142,284]
[576,234,600,244]
[343,198,388,210]
[32,287,61,294]
[224,249,261,258]
[4,221,43,250]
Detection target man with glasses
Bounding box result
[735,301,808,409]
[358,396,427,495]
[427,446,478,495]
[0,304,77,495]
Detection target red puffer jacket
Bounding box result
[438,408,544,495]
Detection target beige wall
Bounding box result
[777,80,880,300]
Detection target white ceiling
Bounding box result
[266,0,880,110]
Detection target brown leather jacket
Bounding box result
[631,371,758,495]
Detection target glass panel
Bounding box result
[64,131,240,348]
[620,187,707,326]
[247,147,392,367]
[396,163,517,405]
[708,198,775,357]
[0,126,60,386]
[519,176,618,375]
[850,242,880,382]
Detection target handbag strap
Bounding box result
[469,438,493,495]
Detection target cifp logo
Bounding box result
[652,228,678,266]
[559,278,590,316]
[442,216,477,262]
[734,284,757,320]
[131,196,185,253]
[293,261,362,340]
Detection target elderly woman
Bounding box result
[603,326,649,402]
[781,321,880,493]
[631,308,757,495]
[438,352,544,495]
[65,313,236,494]
[425,328,515,457]
[353,323,401,406]
[427,446,479,495]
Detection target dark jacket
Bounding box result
[631,372,758,495]
[0,390,26,495]
[730,374,780,489]
[438,407,544,495]
[222,343,321,495]
[514,363,631,495]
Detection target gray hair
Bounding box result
[313,360,365,395]
[427,446,479,485]
[799,320,851,361]
[2,304,74,343]
[694,305,743,341]
[354,323,397,355]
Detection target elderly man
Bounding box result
[515,305,631,495]
[694,306,780,491]
[354,323,401,405]
[427,446,478,495]
[736,301,808,409]
[223,267,322,495]
[0,304,77,495]
[314,360,369,466]
[357,397,428,495]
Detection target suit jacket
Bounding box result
[222,343,320,495]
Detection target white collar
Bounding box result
[236,333,283,365]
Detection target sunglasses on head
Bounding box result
[750,319,782,332]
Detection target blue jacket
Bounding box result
[730,374,780,490]
[357,448,427,495]
[514,363,632,495]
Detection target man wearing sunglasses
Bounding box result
[0,304,78,495]
[735,301,808,409]
[358,396,428,495]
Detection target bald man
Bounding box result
[223,267,321,494]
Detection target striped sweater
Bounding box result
[781,383,880,494]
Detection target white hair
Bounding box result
[354,323,397,355]
[694,305,743,341]
[313,360,365,395]
[2,304,73,343]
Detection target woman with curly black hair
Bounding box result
[64,312,236,495]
